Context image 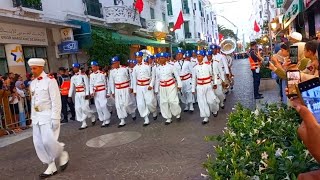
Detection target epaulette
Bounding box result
[205,62,211,65]
[47,74,54,79]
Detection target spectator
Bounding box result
[9,86,20,129]
[0,74,3,89]
[316,31,320,59]
[302,40,319,76]
[15,81,27,129]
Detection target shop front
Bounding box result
[304,0,320,39]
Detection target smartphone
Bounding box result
[262,56,270,67]
[287,70,301,98]
[289,45,298,64]
[298,78,320,123]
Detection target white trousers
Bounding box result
[115,88,136,119]
[136,86,157,118]
[94,91,111,121]
[74,92,94,122]
[159,85,181,119]
[214,84,225,107]
[197,84,220,118]
[33,122,63,164]
[180,78,194,105]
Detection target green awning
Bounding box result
[92,28,169,47]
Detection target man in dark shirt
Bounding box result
[0,74,3,89]
[58,67,76,123]
[249,42,264,99]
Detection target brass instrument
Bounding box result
[219,39,236,55]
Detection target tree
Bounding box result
[218,25,238,41]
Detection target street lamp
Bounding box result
[156,21,164,32]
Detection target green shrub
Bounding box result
[204,104,320,179]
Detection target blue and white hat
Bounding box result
[210,44,219,50]
[135,51,143,57]
[127,59,132,64]
[165,53,170,58]
[176,49,185,54]
[196,50,205,56]
[132,60,138,65]
[158,52,167,58]
[111,56,119,64]
[206,50,213,56]
[91,61,98,66]
[72,63,80,68]
[185,52,191,57]
[192,50,197,54]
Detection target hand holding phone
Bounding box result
[287,70,301,98]
[289,46,298,64]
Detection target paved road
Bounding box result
[0,59,254,180]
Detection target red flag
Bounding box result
[219,33,224,41]
[135,0,144,14]
[254,20,260,32]
[173,10,184,31]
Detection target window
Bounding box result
[114,0,124,5]
[182,0,189,14]
[150,8,155,19]
[140,17,147,29]
[0,45,8,74]
[84,0,103,18]
[162,13,166,22]
[23,47,49,73]
[194,3,196,10]
[168,22,175,36]
[167,0,173,16]
[198,32,201,38]
[184,21,191,38]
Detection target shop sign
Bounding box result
[283,0,302,29]
[276,0,284,8]
[5,44,25,66]
[0,22,48,46]
[60,28,74,41]
[304,0,317,9]
[58,41,79,54]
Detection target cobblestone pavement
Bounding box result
[0,59,254,180]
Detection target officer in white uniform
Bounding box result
[174,49,194,112]
[192,51,220,124]
[109,56,136,128]
[90,61,111,128]
[155,53,182,125]
[132,52,158,126]
[217,46,231,94]
[69,63,96,130]
[28,58,69,178]
[190,50,198,68]
[128,59,138,116]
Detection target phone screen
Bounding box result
[290,46,298,64]
[299,78,320,123]
[287,70,301,97]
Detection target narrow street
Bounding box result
[0,59,254,180]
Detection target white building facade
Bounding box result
[166,0,219,45]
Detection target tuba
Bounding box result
[219,39,236,55]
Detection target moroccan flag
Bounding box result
[254,20,260,32]
[173,10,184,31]
[135,0,144,14]
[219,33,224,41]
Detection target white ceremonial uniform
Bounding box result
[212,55,226,107]
[69,72,95,127]
[155,63,182,122]
[190,57,198,68]
[90,70,111,125]
[217,53,230,93]
[174,59,194,110]
[109,66,136,125]
[106,74,115,110]
[30,71,63,165]
[192,62,220,122]
[128,67,137,113]
[132,63,157,124]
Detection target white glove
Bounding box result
[51,119,60,131]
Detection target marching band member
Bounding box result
[192,50,220,125]
[184,51,192,62]
[128,59,138,118]
[28,58,69,178]
[109,56,136,128]
[155,53,182,125]
[217,46,231,94]
[132,52,158,126]
[190,50,198,67]
[89,61,111,128]
[174,49,194,112]
[69,63,96,130]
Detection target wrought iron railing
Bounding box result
[12,0,42,11]
[104,5,141,27]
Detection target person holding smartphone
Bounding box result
[248,41,264,99]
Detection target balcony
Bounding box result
[12,0,42,11]
[84,0,103,18]
[104,6,141,29]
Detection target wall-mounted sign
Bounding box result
[58,41,79,54]
[276,0,284,8]
[283,0,303,29]
[0,22,48,46]
[5,44,25,66]
[60,28,74,41]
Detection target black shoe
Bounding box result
[143,123,149,127]
[60,119,68,123]
[213,112,218,117]
[221,106,225,109]
[39,171,58,179]
[60,161,69,172]
[153,116,158,120]
[183,109,189,112]
[165,122,171,125]
[189,110,194,113]
[259,93,263,96]
[78,126,88,130]
[255,96,264,99]
[70,117,76,121]
[202,121,209,125]
[224,99,226,102]
[177,117,181,121]
[118,124,126,128]
[92,121,96,126]
[101,124,109,128]
[132,116,136,121]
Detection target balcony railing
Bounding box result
[104,6,141,27]
[12,0,42,11]
[84,0,103,18]
[146,19,168,33]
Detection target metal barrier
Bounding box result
[0,90,31,136]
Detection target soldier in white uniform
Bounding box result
[28,58,69,178]
[217,46,231,94]
[128,59,138,117]
[132,52,158,126]
[69,63,96,130]
[174,49,194,112]
[155,53,182,125]
[192,51,220,124]
[190,50,198,67]
[90,61,111,128]
[208,49,226,109]
[109,56,136,128]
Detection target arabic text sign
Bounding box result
[0,22,48,46]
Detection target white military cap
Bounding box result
[289,32,302,41]
[28,58,45,67]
